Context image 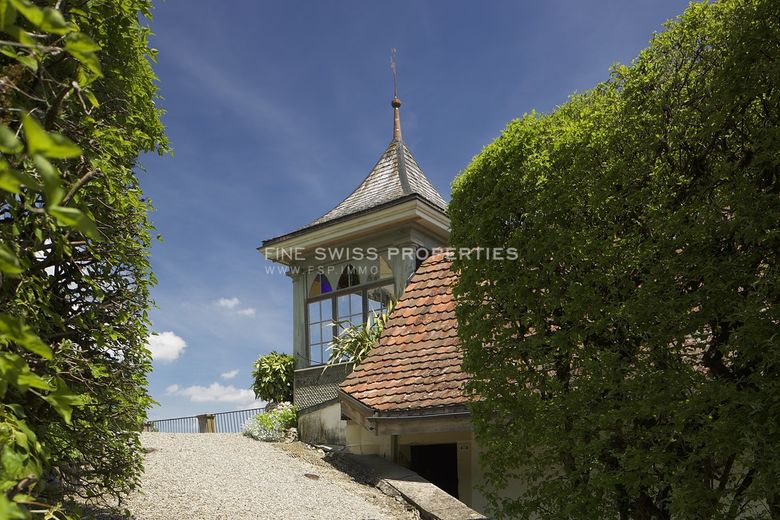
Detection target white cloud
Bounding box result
[147,332,187,363]
[221,369,239,380]
[234,400,266,411]
[215,297,255,318]
[216,297,240,309]
[165,384,180,395]
[169,382,255,403]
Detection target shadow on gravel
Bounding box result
[63,502,136,520]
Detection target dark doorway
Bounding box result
[410,443,459,498]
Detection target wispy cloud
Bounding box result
[220,369,239,380]
[168,382,255,403]
[214,297,255,318]
[216,297,240,309]
[147,332,187,363]
[156,31,330,195]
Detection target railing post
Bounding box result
[196,414,215,433]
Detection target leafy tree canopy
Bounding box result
[252,351,294,404]
[450,0,779,518]
[0,0,167,517]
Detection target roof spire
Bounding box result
[390,48,402,141]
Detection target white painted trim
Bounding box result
[262,199,449,264]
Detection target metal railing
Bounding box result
[144,407,265,434]
[145,415,198,433]
[213,408,265,433]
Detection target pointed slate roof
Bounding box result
[262,98,447,248]
[310,137,447,227]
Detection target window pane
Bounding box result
[308,301,320,322]
[337,294,350,317]
[368,285,393,309]
[309,324,321,344]
[350,293,362,313]
[321,300,332,321]
[310,344,322,365]
[338,264,359,289]
[322,324,333,342]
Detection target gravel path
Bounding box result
[104,433,414,520]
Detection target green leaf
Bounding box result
[68,49,102,78]
[65,32,100,53]
[0,124,22,153]
[22,114,81,159]
[84,90,100,108]
[0,352,52,392]
[9,0,76,34]
[66,32,102,77]
[16,370,51,390]
[0,493,27,520]
[11,494,35,504]
[0,160,22,193]
[0,314,52,359]
[48,205,101,239]
[0,160,41,193]
[33,155,63,207]
[1,24,33,46]
[0,46,37,71]
[44,378,87,424]
[1,448,25,478]
[0,243,22,274]
[0,0,17,30]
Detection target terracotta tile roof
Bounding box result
[340,253,469,414]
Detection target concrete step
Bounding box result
[329,452,487,520]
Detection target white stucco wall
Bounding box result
[297,402,346,445]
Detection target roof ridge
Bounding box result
[395,137,412,194]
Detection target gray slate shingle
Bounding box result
[309,138,447,227]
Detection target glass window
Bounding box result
[337,264,360,289]
[305,260,396,366]
[337,292,363,330]
[367,284,395,324]
[308,273,332,298]
[307,300,334,365]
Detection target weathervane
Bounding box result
[390,48,399,100]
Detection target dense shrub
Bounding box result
[251,351,294,403]
[0,0,167,517]
[450,0,779,518]
[242,403,297,442]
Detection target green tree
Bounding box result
[252,352,294,404]
[450,0,779,518]
[0,0,167,517]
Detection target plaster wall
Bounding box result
[297,402,346,445]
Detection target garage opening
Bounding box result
[409,443,459,498]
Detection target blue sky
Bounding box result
[141,0,691,419]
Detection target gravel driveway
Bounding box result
[108,433,416,520]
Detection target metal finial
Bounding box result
[390,49,401,140]
[390,48,398,100]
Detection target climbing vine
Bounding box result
[0,0,167,517]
